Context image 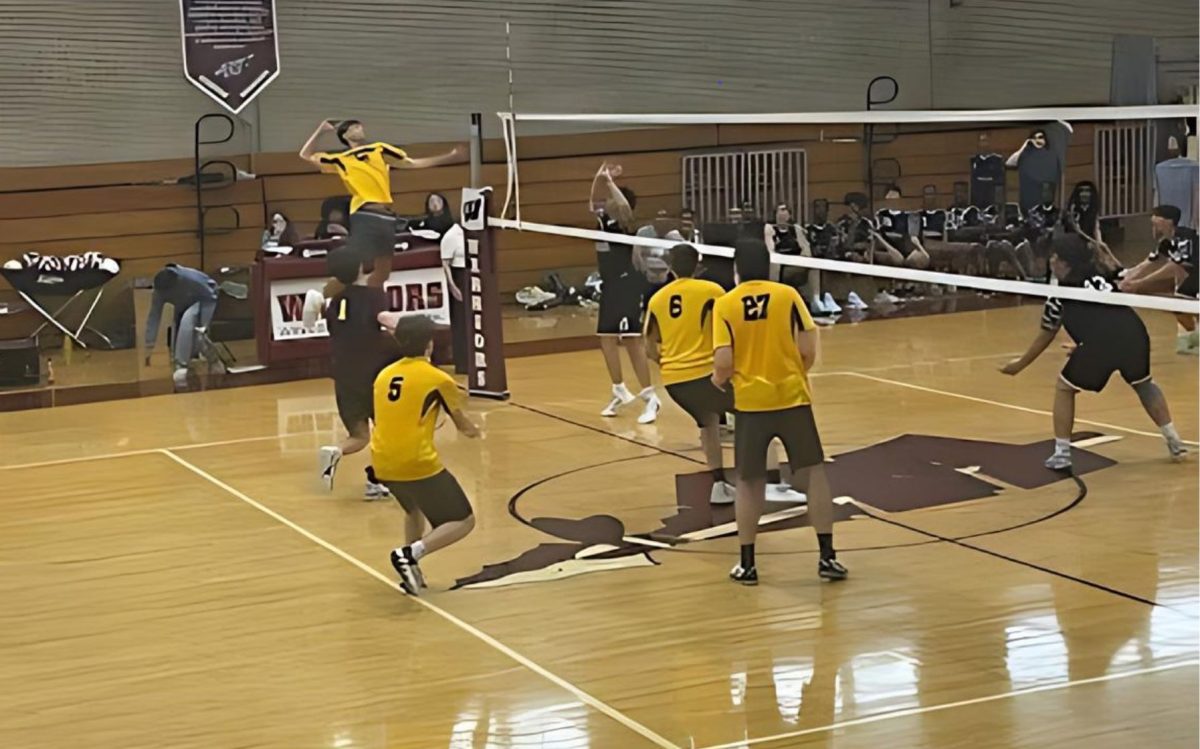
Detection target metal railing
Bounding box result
[682,148,809,224]
[1095,120,1155,219]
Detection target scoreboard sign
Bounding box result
[179,0,280,114]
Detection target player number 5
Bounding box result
[387,376,405,401]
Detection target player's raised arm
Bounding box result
[300,120,336,169]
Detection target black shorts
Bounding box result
[665,375,734,427]
[347,210,397,260]
[1060,336,1151,393]
[334,376,374,433]
[734,405,825,481]
[597,272,645,336]
[385,469,473,527]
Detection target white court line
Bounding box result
[157,449,680,749]
[695,660,1199,749]
[0,432,310,472]
[833,371,1200,446]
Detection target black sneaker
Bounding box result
[819,557,848,581]
[729,564,758,586]
[389,548,422,596]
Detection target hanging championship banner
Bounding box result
[179,0,281,114]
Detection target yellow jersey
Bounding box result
[644,277,725,385]
[315,142,410,213]
[371,356,464,482]
[712,280,816,412]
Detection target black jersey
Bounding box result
[804,223,837,258]
[919,209,947,239]
[769,223,802,254]
[596,212,634,282]
[1040,275,1146,345]
[1026,202,1060,233]
[837,214,875,246]
[325,285,397,382]
[875,209,909,237]
[970,154,1006,208]
[1147,227,1198,266]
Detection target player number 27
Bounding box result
[387,376,405,402]
[741,294,770,321]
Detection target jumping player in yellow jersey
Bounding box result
[645,245,735,504]
[712,239,847,585]
[299,119,463,297]
[372,315,481,596]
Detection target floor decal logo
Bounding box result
[454,434,1116,589]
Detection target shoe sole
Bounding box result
[819,570,848,581]
[730,577,759,586]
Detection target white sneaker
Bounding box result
[172,366,189,392]
[766,483,808,503]
[846,291,869,310]
[1044,451,1072,471]
[319,446,342,490]
[633,388,662,424]
[601,383,636,417]
[810,295,829,315]
[302,289,326,329]
[364,481,391,500]
[822,292,842,314]
[874,290,901,305]
[710,481,736,505]
[1167,437,1189,463]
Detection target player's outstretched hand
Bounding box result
[999,359,1024,376]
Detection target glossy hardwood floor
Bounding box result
[1,304,1196,749]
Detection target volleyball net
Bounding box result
[490,104,1199,315]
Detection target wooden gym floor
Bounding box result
[1,304,1196,749]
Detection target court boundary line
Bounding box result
[0,432,305,472]
[156,448,681,749]
[694,660,1199,749]
[831,371,1200,446]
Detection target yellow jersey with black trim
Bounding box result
[712,280,816,411]
[315,141,410,213]
[371,356,464,482]
[644,277,725,385]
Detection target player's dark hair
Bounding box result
[844,192,869,211]
[734,238,771,281]
[1052,232,1099,284]
[327,248,366,285]
[619,186,638,211]
[1153,205,1182,226]
[393,314,437,357]
[669,244,700,277]
[336,119,362,148]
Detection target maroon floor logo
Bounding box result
[453,433,1117,589]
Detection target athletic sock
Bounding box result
[365,465,379,484]
[817,533,835,560]
[638,386,656,401]
[1054,437,1071,454]
[1161,422,1181,442]
[740,544,755,569]
[712,467,726,484]
[409,540,427,561]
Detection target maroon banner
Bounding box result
[461,188,509,399]
[180,0,280,114]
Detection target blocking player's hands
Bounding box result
[450,408,481,439]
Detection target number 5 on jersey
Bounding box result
[742,294,770,321]
[387,376,405,401]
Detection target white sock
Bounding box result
[639,386,656,401]
[1054,437,1071,454]
[612,382,629,396]
[409,540,427,561]
[1161,422,1181,442]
